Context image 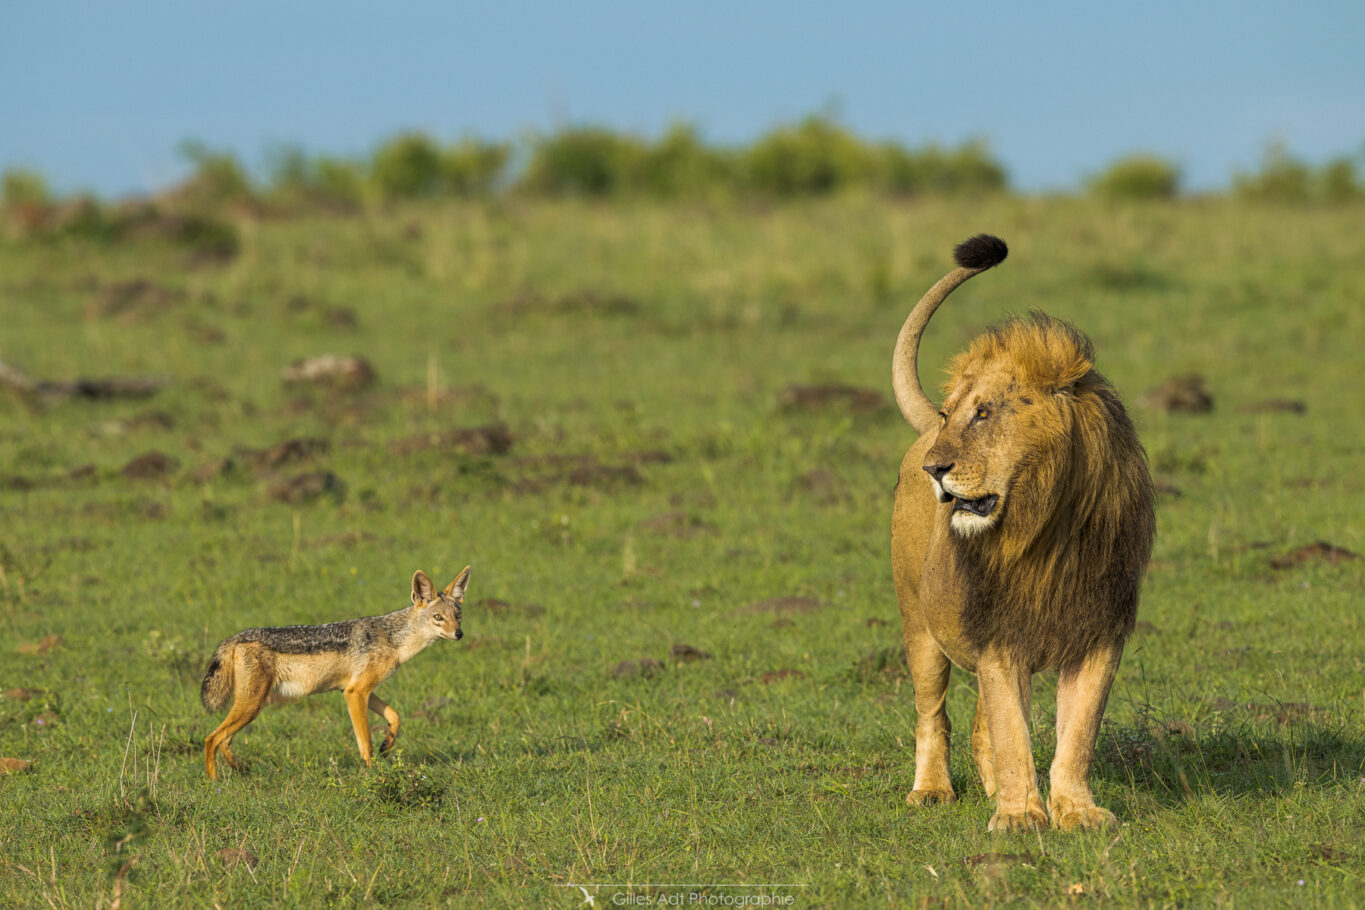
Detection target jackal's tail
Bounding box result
[200,644,234,712]
[892,234,1008,434]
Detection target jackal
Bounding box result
[200,566,469,779]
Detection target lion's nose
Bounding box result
[455,629,463,640]
[924,462,953,483]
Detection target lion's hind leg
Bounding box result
[904,624,956,806]
[1048,644,1123,831]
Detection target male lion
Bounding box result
[890,234,1155,832]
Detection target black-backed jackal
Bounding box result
[200,567,469,779]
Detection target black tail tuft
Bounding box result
[953,234,1008,270]
[201,655,226,711]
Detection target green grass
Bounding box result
[1,196,1362,907]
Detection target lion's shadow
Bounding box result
[1032,703,1364,806]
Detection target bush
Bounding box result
[1318,155,1362,202]
[1087,154,1182,200]
[1234,142,1314,202]
[311,156,368,208]
[743,115,871,196]
[1234,142,1364,204]
[2,171,112,241]
[2,169,51,208]
[439,138,512,196]
[635,123,736,199]
[170,141,255,210]
[1,169,55,237]
[877,139,1008,197]
[517,127,647,197]
[371,132,444,199]
[328,753,447,810]
[265,145,367,210]
[49,195,112,240]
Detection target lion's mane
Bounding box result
[946,313,1156,673]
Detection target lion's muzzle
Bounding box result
[924,463,999,517]
[951,494,999,517]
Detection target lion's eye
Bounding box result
[973,407,990,422]
[938,411,947,425]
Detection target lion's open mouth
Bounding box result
[950,494,999,517]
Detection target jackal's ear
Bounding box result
[411,570,435,604]
[442,566,471,602]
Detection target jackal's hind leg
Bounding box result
[218,738,244,771]
[368,692,401,754]
[203,677,270,780]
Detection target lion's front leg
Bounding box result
[977,650,1048,832]
[970,690,998,799]
[1049,644,1123,831]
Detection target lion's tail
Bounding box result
[892,234,1009,434]
[200,643,235,713]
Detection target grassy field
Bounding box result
[1,195,1362,907]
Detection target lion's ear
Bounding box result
[1050,357,1094,393]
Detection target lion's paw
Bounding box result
[907,788,956,807]
[1052,804,1117,832]
[988,803,1049,833]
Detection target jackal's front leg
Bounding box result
[344,685,376,766]
[368,692,401,754]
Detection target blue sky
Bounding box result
[2,1,1361,196]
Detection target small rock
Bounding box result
[390,424,513,457]
[1139,374,1213,414]
[120,451,179,480]
[191,457,236,483]
[17,635,62,655]
[3,688,42,701]
[779,384,887,413]
[670,644,712,663]
[268,471,346,505]
[1241,399,1307,415]
[215,847,259,870]
[237,437,330,470]
[611,658,664,680]
[1270,541,1359,570]
[282,354,375,391]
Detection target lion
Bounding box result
[889,234,1155,832]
